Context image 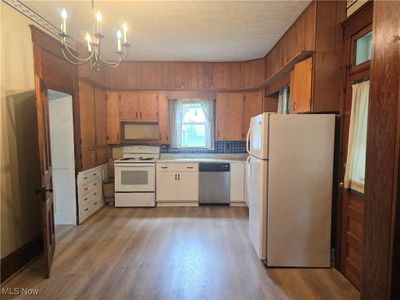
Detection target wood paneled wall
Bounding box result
[362,0,400,298]
[107,59,265,91]
[264,2,316,81]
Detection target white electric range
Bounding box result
[114,146,160,207]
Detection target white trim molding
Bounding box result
[2,0,76,48]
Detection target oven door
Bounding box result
[115,163,155,192]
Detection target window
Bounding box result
[169,99,215,149]
[354,31,372,66]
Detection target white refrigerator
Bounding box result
[246,113,335,267]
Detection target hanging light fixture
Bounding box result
[59,0,130,71]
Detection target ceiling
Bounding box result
[23,0,311,62]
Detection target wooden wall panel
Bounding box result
[108,59,265,91]
[362,0,400,299]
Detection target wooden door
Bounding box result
[290,57,312,113]
[94,88,107,147]
[339,9,372,289]
[242,91,263,140]
[138,92,158,122]
[215,93,243,141]
[119,92,139,121]
[34,78,55,278]
[106,91,120,144]
[158,92,169,144]
[79,81,95,148]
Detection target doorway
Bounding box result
[48,90,76,225]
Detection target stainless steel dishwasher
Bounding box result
[199,163,230,205]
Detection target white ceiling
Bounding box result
[23,0,311,62]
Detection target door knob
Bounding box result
[339,182,344,188]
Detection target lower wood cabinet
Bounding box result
[230,161,246,204]
[77,165,106,223]
[156,163,199,205]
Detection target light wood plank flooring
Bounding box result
[1,206,359,300]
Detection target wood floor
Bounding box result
[1,206,359,300]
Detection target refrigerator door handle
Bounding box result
[246,156,251,177]
[246,127,251,154]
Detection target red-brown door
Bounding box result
[34,78,55,278]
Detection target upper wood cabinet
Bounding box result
[79,80,96,149]
[106,91,120,144]
[216,93,244,141]
[119,92,158,122]
[289,57,313,113]
[243,91,263,139]
[94,88,107,146]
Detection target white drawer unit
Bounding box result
[230,161,246,205]
[77,164,105,223]
[156,163,199,206]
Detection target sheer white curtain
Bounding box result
[344,81,370,193]
[200,100,215,149]
[169,99,183,148]
[277,86,289,114]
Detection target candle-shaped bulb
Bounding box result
[61,9,67,33]
[96,11,102,34]
[122,22,128,43]
[61,9,68,20]
[117,30,122,52]
[85,32,92,52]
[96,11,102,22]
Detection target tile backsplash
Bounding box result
[160,141,246,154]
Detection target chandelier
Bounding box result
[59,1,130,71]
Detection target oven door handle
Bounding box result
[114,163,155,167]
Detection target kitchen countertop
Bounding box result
[157,158,247,163]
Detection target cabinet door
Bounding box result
[158,92,169,143]
[230,162,245,203]
[139,92,158,122]
[119,92,139,121]
[290,57,312,113]
[79,80,95,148]
[156,172,181,201]
[178,172,199,201]
[95,88,107,146]
[216,93,243,141]
[81,148,96,171]
[96,145,109,165]
[157,172,199,202]
[242,90,263,140]
[106,91,120,144]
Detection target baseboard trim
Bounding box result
[1,236,43,283]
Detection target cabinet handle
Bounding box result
[93,173,97,176]
[178,174,180,180]
[93,192,97,196]
[84,197,88,201]
[140,112,143,118]
[186,166,193,169]
[161,166,168,169]
[94,202,98,205]
[83,176,88,180]
[175,174,177,180]
[84,208,89,211]
[135,112,138,118]
[84,187,88,191]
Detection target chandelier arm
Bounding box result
[97,47,129,67]
[62,49,95,65]
[62,39,95,63]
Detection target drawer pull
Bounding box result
[84,197,88,201]
[161,166,168,169]
[92,173,97,176]
[93,183,97,186]
[186,166,194,169]
[83,176,88,180]
[84,208,89,211]
[93,192,97,196]
[84,187,88,191]
[94,202,98,205]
